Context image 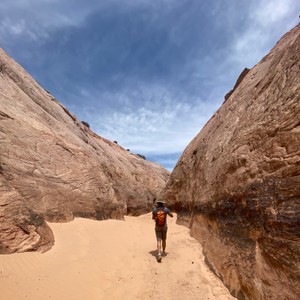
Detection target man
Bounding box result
[152,199,173,262]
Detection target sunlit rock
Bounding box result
[0,48,169,253]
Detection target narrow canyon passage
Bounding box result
[0,213,235,300]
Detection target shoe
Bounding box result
[157,254,162,262]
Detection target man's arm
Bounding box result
[152,208,157,220]
[166,208,173,217]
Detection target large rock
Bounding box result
[0,49,169,254]
[163,25,300,299]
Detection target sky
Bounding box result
[0,0,298,171]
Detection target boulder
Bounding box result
[163,25,300,299]
[0,48,169,253]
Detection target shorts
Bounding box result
[155,225,168,241]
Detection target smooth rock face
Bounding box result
[163,25,300,299]
[0,49,169,254]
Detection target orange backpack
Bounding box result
[156,209,166,226]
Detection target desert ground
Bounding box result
[0,213,235,300]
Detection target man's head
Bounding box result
[156,199,165,207]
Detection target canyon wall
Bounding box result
[163,25,300,299]
[0,49,169,253]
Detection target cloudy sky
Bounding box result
[0,0,298,171]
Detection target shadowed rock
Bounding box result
[163,25,300,299]
[0,49,169,254]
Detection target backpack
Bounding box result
[156,208,166,226]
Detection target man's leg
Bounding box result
[156,228,163,260]
[162,227,167,255]
[162,239,166,254]
[157,240,162,255]
[157,239,162,262]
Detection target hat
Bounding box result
[156,199,166,204]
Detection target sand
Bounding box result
[0,213,235,300]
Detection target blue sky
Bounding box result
[0,0,298,171]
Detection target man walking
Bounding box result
[152,199,173,262]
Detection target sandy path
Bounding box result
[0,213,235,300]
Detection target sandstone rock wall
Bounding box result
[0,49,169,253]
[163,25,300,299]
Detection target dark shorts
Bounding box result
[155,225,168,241]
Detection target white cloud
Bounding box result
[3,18,25,35]
[90,83,220,156]
[228,0,298,69]
[254,0,292,26]
[0,0,93,44]
[0,0,176,34]
[0,17,49,41]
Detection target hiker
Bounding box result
[152,199,173,262]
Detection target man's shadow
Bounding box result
[149,250,158,257]
[149,250,169,258]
